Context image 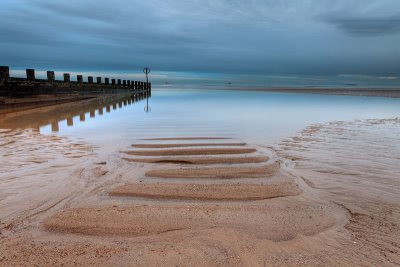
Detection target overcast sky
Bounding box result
[1,0,400,76]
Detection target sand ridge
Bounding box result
[109,182,300,200]
[42,203,334,241]
[132,142,247,148]
[145,162,280,179]
[139,137,231,141]
[123,155,269,164]
[125,147,257,156]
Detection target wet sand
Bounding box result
[1,120,400,266]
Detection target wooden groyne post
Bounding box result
[0,66,9,82]
[63,73,70,83]
[47,71,55,83]
[26,69,35,82]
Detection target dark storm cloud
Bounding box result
[327,16,400,36]
[0,0,400,75]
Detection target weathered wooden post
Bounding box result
[106,105,111,112]
[127,80,131,87]
[105,78,109,85]
[141,82,144,90]
[0,66,10,82]
[113,103,117,110]
[90,110,95,118]
[79,112,85,121]
[67,117,73,126]
[63,73,71,83]
[47,71,55,83]
[51,121,59,132]
[111,79,116,85]
[88,76,93,84]
[26,69,35,82]
[123,80,126,86]
[77,75,83,84]
[134,81,138,90]
[97,77,102,84]
[124,99,127,106]
[98,107,103,115]
[117,79,121,86]
[118,101,123,108]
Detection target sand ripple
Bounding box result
[125,147,256,156]
[132,142,247,148]
[110,182,300,200]
[123,155,268,164]
[146,163,280,179]
[43,204,333,241]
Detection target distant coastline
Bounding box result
[156,85,400,98]
[228,87,400,98]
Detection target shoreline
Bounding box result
[245,87,400,98]
[215,87,400,98]
[155,86,400,98]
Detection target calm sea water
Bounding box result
[37,88,400,149]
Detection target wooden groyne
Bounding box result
[0,66,151,97]
[0,66,151,112]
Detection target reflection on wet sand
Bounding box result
[0,92,149,132]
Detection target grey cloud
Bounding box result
[0,0,400,75]
[327,16,400,36]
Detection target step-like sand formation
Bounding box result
[132,143,247,148]
[125,148,256,156]
[123,155,268,165]
[109,182,300,200]
[140,137,231,141]
[43,204,334,241]
[146,162,280,179]
[42,137,309,243]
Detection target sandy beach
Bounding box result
[2,0,400,264]
[1,114,400,266]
